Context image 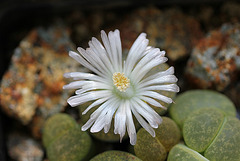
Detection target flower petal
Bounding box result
[140,84,180,93]
[86,48,112,77]
[125,100,137,145]
[67,90,111,107]
[130,48,161,78]
[69,51,103,77]
[139,96,166,109]
[114,101,127,142]
[81,118,95,131]
[140,66,175,83]
[88,98,118,132]
[63,80,88,89]
[90,37,115,73]
[103,100,119,133]
[131,105,155,137]
[132,56,168,83]
[125,36,149,75]
[75,81,112,94]
[139,91,173,104]
[77,47,107,76]
[108,30,120,72]
[101,30,117,71]
[134,97,162,125]
[131,98,161,128]
[138,75,178,88]
[82,97,109,115]
[105,98,120,125]
[114,30,122,71]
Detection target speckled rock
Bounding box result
[167,144,209,161]
[134,117,181,161]
[90,150,142,161]
[185,23,240,91]
[43,113,92,161]
[0,22,82,128]
[7,133,44,161]
[118,7,203,61]
[169,90,236,129]
[183,109,240,161]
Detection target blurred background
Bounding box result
[1,0,240,160]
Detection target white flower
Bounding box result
[63,29,179,145]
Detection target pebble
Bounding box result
[185,23,240,91]
[0,21,83,137]
[7,133,43,161]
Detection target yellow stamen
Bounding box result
[112,72,130,92]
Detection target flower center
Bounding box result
[112,72,130,92]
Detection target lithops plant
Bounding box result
[43,113,92,161]
[43,113,78,147]
[90,150,142,161]
[167,144,209,161]
[169,90,236,128]
[183,108,224,153]
[134,117,181,161]
[183,108,240,161]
